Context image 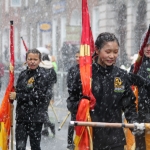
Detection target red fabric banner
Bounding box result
[0,21,15,150]
[74,0,96,149]
[133,26,150,74]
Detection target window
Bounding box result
[70,10,81,26]
[92,8,99,40]
[11,0,21,7]
[30,27,33,48]
[5,0,9,12]
[37,23,40,47]
[25,0,28,7]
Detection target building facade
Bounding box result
[0,0,149,69]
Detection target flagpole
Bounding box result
[21,36,28,51]
[50,103,60,123]
[70,121,138,129]
[73,0,95,149]
[58,111,70,131]
[10,20,15,150]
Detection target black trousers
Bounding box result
[135,132,146,150]
[15,122,43,150]
[43,120,54,130]
[67,113,76,145]
[43,111,54,130]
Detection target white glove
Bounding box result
[132,123,145,136]
[122,113,125,123]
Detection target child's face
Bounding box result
[144,44,150,58]
[96,41,119,67]
[27,53,41,70]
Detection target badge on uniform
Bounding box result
[27,77,34,88]
[114,77,125,93]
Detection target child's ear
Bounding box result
[23,62,27,66]
[95,47,99,54]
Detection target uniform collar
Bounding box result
[27,66,40,74]
[94,62,113,75]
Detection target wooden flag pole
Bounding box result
[58,111,71,131]
[70,121,137,129]
[10,20,15,150]
[50,103,60,123]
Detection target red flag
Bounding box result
[74,0,96,149]
[133,25,150,74]
[21,36,28,51]
[0,21,15,149]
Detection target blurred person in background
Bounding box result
[129,31,150,150]
[45,44,58,72]
[66,51,79,150]
[39,53,57,137]
[4,45,9,62]
[61,42,79,71]
[45,43,58,105]
[61,42,71,71]
[49,55,58,72]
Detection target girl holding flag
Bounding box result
[67,32,140,150]
[9,49,55,150]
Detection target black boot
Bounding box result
[47,121,55,136]
[67,125,74,145]
[67,144,75,150]
[67,125,74,150]
[41,129,49,136]
[49,123,55,136]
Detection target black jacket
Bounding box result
[67,64,79,92]
[15,66,56,122]
[67,64,79,120]
[130,56,150,122]
[67,63,137,149]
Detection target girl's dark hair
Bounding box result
[42,54,50,61]
[95,32,119,50]
[26,49,41,60]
